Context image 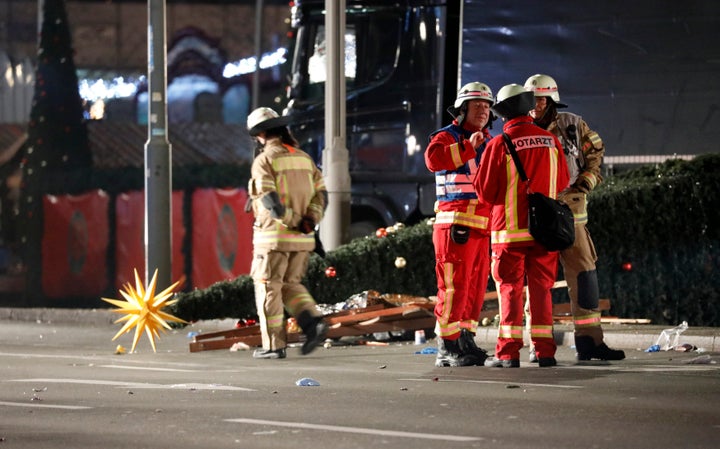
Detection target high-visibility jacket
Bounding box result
[424,121,491,232]
[549,111,604,193]
[249,137,326,252]
[474,116,570,248]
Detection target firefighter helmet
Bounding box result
[247,107,290,136]
[453,82,495,109]
[523,74,568,108]
[490,84,535,119]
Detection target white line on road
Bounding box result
[97,364,199,372]
[0,401,91,410]
[398,378,584,389]
[7,378,255,391]
[225,418,482,442]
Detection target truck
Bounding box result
[283,0,720,238]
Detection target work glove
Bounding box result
[299,215,316,234]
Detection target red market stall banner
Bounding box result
[191,188,253,289]
[115,190,186,290]
[42,190,109,298]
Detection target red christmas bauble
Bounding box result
[622,262,633,272]
[375,228,387,238]
[325,266,337,278]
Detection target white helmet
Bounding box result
[523,74,568,108]
[247,107,289,136]
[491,83,535,119]
[453,81,495,109]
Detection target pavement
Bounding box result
[2,306,719,353]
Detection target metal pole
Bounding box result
[252,0,263,110]
[144,0,172,290]
[319,0,351,250]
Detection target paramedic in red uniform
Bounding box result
[424,82,495,367]
[474,84,570,368]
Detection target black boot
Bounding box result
[458,329,489,364]
[297,310,329,355]
[575,335,625,361]
[435,338,481,367]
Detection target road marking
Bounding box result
[7,378,255,391]
[398,378,584,389]
[0,401,91,410]
[0,352,210,369]
[225,418,482,442]
[97,365,199,372]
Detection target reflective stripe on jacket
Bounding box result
[474,116,570,248]
[249,138,326,252]
[425,122,492,231]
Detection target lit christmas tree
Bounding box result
[19,0,91,301]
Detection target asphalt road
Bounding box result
[1,319,719,449]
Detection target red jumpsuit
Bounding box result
[474,116,570,361]
[425,122,491,341]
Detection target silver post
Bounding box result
[144,0,172,290]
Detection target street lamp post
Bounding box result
[144,0,172,290]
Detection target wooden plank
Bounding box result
[191,324,261,342]
[326,316,437,338]
[326,303,433,326]
[189,303,438,352]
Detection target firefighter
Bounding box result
[524,74,625,361]
[474,84,570,367]
[424,82,495,366]
[246,107,328,359]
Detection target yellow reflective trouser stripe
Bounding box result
[436,262,460,338]
[286,293,314,315]
[574,312,601,328]
[530,325,554,339]
[460,320,478,332]
[437,321,461,337]
[267,314,284,329]
[491,229,533,245]
[499,325,523,339]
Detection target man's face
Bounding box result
[463,99,491,131]
[530,96,548,120]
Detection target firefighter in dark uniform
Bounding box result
[524,74,625,361]
[246,107,328,359]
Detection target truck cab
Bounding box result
[283,0,453,238]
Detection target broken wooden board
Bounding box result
[189,302,436,352]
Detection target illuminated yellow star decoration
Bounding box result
[102,269,187,353]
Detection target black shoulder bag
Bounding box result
[502,133,575,251]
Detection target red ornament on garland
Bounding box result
[621,262,633,272]
[325,266,337,278]
[375,228,387,238]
